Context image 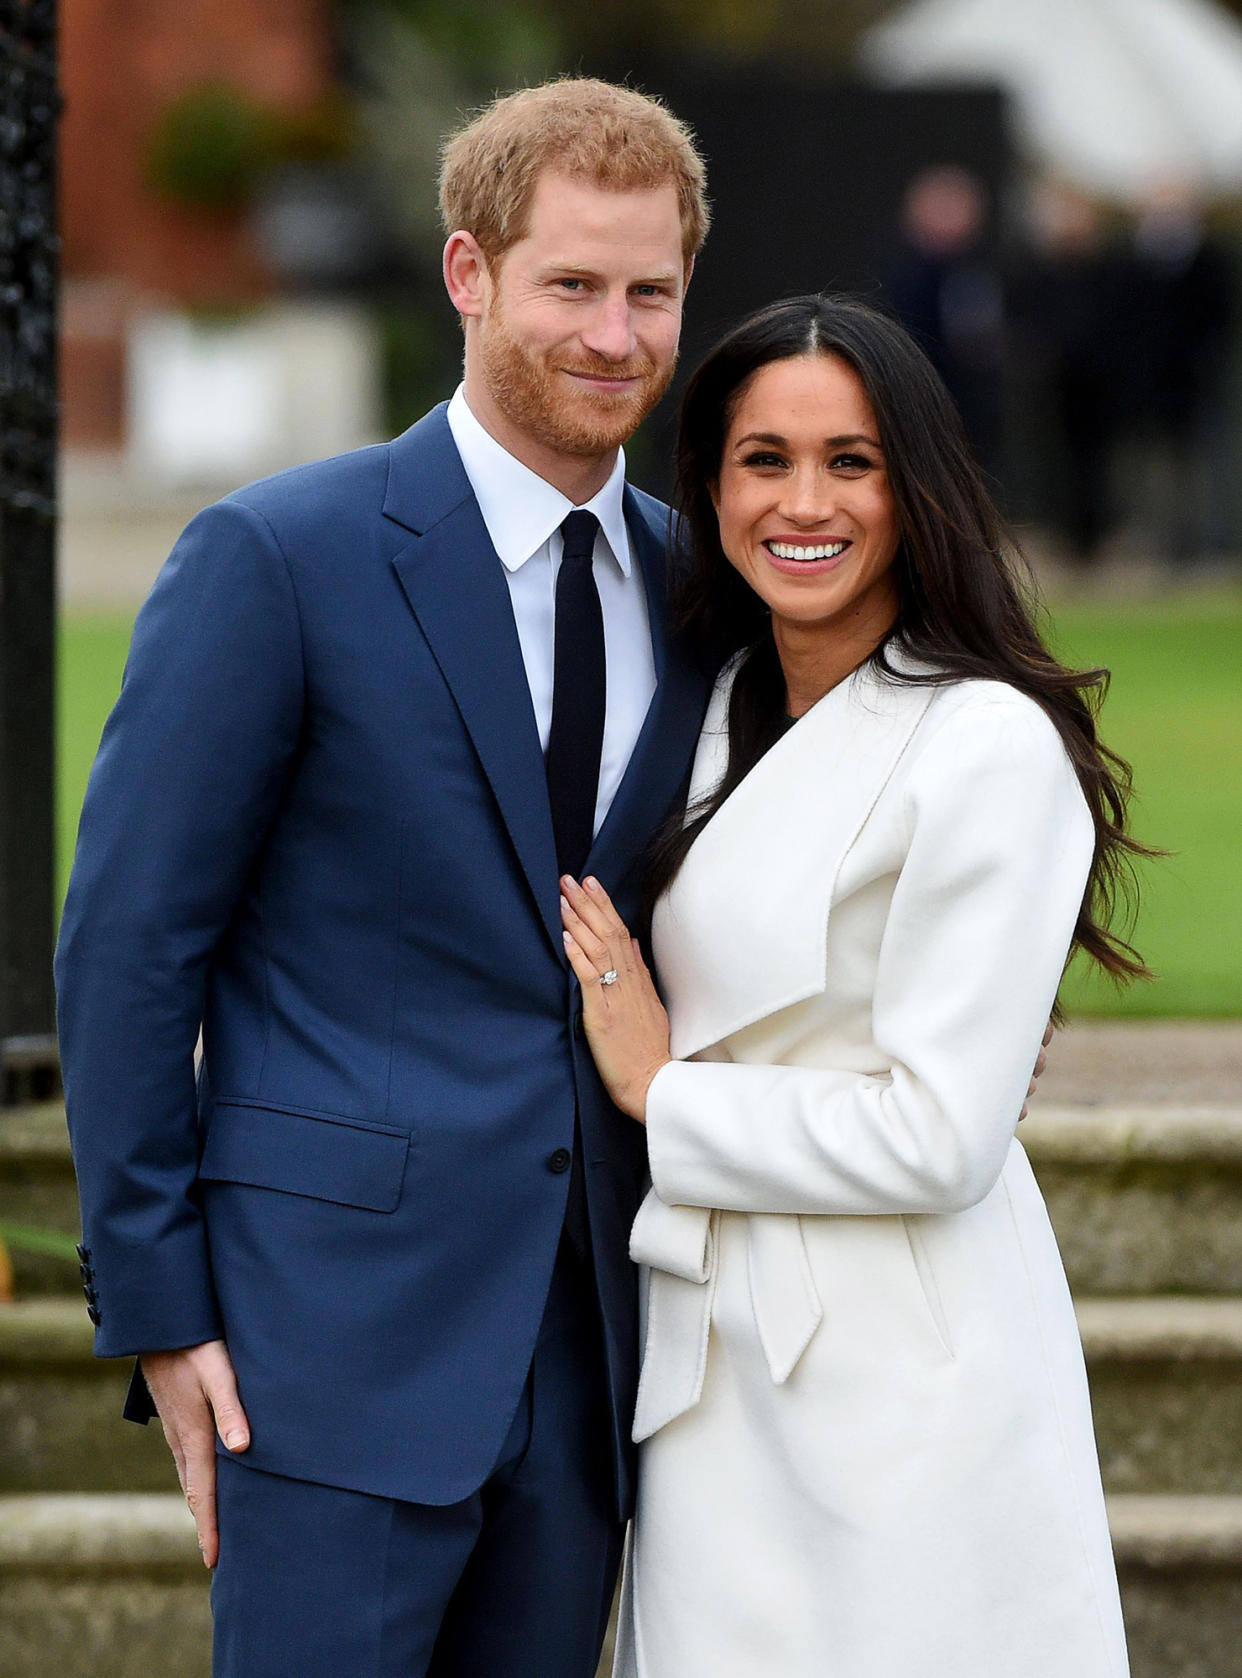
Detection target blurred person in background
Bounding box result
[56,77,711,1678]
[1009,179,1129,568]
[884,164,1006,482]
[561,293,1138,1678]
[1119,177,1235,571]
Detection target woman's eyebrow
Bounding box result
[732,430,882,449]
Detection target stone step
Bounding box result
[1110,1495,1242,1678]
[8,1101,1242,1298]
[1022,1104,1242,1294]
[6,1295,1242,1501]
[0,1491,1237,1678]
[1081,1298,1242,1495]
[0,1302,175,1493]
[0,1494,211,1678]
[0,1104,82,1297]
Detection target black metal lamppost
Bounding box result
[0,0,60,1104]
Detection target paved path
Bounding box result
[1036,1021,1241,1107]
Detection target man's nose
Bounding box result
[580,294,638,362]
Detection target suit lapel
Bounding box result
[385,408,563,954]
[584,490,709,892]
[384,414,708,946]
[655,660,936,1060]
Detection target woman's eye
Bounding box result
[832,452,872,472]
[741,451,786,469]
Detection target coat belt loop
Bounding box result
[746,1213,824,1385]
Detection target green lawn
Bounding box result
[57,613,135,908]
[57,591,1242,1018]
[1048,591,1242,1018]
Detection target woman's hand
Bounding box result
[561,875,672,1122]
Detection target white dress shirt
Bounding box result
[446,386,657,839]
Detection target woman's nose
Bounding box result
[778,474,836,525]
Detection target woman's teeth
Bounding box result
[766,540,848,561]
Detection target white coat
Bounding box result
[615,654,1129,1678]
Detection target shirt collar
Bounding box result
[446,385,632,576]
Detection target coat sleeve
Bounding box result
[644,697,1096,1217]
[55,498,305,1358]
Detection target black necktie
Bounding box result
[546,510,605,1262]
[546,510,606,882]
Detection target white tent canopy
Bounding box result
[858,0,1242,199]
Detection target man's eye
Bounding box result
[558,278,585,291]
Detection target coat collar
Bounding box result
[653,653,936,1060]
[385,406,707,956]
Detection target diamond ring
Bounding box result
[600,969,619,987]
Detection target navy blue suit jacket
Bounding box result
[55,404,710,1512]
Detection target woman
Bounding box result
[560,295,1145,1677]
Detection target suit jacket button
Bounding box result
[547,1147,572,1174]
[86,1304,101,1327]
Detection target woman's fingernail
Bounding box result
[585,877,599,891]
[560,894,570,912]
[562,930,573,948]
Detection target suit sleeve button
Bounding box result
[547,1147,572,1174]
[75,1243,89,1264]
[86,1304,101,1327]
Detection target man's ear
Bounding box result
[443,231,490,319]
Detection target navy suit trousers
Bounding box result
[211,1238,624,1677]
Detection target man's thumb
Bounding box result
[205,1364,250,1452]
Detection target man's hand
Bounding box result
[1019,1021,1055,1122]
[140,1338,250,1569]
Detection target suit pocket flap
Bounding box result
[198,1100,409,1213]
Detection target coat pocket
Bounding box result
[901,1214,956,1360]
[198,1099,409,1213]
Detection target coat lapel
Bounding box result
[385,407,563,954]
[654,658,936,1060]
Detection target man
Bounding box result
[56,78,710,1677]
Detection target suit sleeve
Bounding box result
[55,498,305,1358]
[645,699,1095,1217]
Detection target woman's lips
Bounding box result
[762,537,852,575]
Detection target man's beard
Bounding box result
[479,300,676,458]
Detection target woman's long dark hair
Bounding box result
[648,293,1152,990]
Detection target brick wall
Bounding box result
[60,0,334,445]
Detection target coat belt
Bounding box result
[629,1189,824,1442]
